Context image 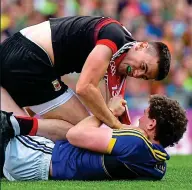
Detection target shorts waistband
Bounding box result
[13,32,51,65]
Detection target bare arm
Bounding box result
[76,45,123,129]
[66,116,113,153]
[66,96,126,153]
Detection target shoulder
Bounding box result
[113,129,168,162]
[108,128,148,155]
[98,22,133,39]
[113,128,148,145]
[96,21,135,50]
[100,22,133,37]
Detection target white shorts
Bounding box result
[3,136,54,181]
[29,88,75,115]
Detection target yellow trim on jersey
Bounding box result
[106,138,117,154]
[113,128,144,135]
[113,129,152,145]
[154,149,167,157]
[112,131,167,161]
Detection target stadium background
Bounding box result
[1,0,192,154]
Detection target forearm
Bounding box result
[77,84,122,129]
[66,94,126,153]
[37,119,73,142]
[99,79,111,103]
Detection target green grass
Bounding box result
[1,155,192,190]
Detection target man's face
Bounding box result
[138,107,156,131]
[117,42,159,80]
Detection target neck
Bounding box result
[146,131,160,145]
[125,126,161,145]
[149,137,160,145]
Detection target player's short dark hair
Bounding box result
[148,95,188,148]
[149,42,171,81]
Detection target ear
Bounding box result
[135,42,149,51]
[147,119,156,130]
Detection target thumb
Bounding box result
[121,100,127,106]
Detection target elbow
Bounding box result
[66,129,74,144]
[66,128,78,145]
[76,83,91,97]
[76,86,85,97]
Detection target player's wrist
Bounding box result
[109,107,115,115]
[109,107,119,117]
[108,107,123,129]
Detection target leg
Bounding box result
[0,110,74,142]
[0,110,18,177]
[1,87,89,142]
[1,87,27,116]
[0,110,73,177]
[41,95,89,125]
[29,89,90,125]
[37,119,73,142]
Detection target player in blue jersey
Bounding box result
[2,95,187,181]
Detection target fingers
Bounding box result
[121,99,127,106]
[108,95,128,117]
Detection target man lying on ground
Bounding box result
[2,95,187,181]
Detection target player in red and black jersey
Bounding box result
[1,16,171,131]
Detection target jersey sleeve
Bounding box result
[106,129,168,163]
[96,23,134,54]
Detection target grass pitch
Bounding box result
[1,155,192,190]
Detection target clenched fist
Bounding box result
[108,96,127,117]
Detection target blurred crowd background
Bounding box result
[1,0,192,110]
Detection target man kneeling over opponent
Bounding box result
[2,95,188,180]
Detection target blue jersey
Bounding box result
[51,128,169,180]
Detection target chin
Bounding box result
[127,73,132,77]
[117,69,126,76]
